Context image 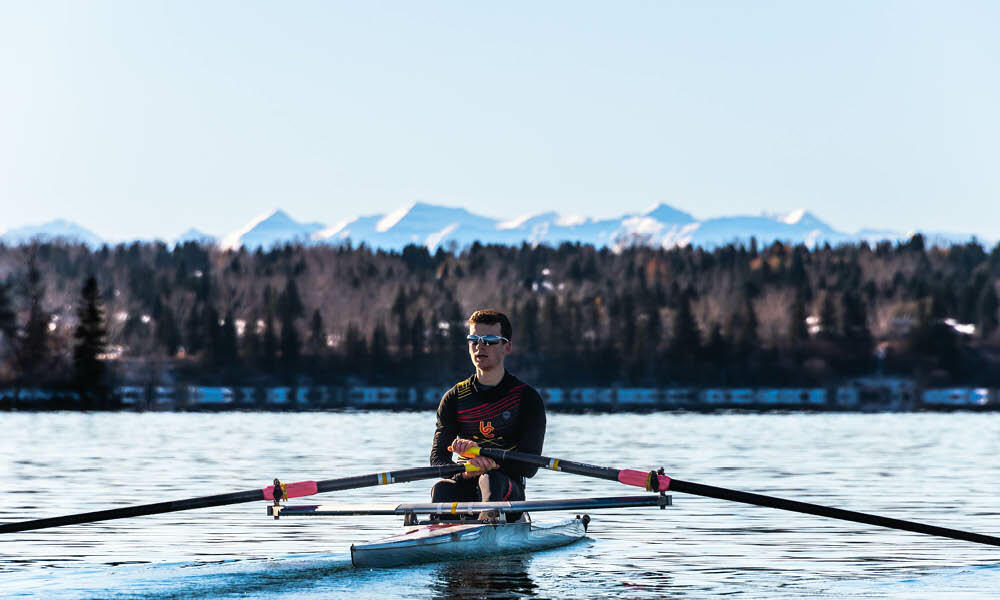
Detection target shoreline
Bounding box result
[3,381,995,412]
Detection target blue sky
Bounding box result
[2,1,998,241]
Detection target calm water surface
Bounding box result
[2,412,999,598]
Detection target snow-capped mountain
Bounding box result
[6,203,991,252]
[309,202,866,251]
[1,219,104,247]
[220,209,325,250]
[317,202,502,250]
[174,228,218,246]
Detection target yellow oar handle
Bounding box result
[447,445,482,459]
[463,463,482,472]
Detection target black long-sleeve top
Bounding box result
[431,371,546,482]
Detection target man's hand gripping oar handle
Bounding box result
[450,445,478,457]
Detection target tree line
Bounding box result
[1,235,999,401]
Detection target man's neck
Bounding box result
[476,367,505,387]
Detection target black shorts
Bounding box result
[431,470,526,519]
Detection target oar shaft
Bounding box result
[472,447,627,483]
[313,463,471,494]
[0,464,471,534]
[668,479,1000,547]
[473,447,1000,548]
[0,490,264,534]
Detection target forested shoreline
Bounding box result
[1,236,998,403]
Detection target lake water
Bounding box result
[2,411,1000,598]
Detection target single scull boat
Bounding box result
[269,495,672,568]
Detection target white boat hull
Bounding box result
[350,516,587,568]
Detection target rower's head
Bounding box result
[467,310,512,374]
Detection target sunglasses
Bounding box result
[466,334,509,346]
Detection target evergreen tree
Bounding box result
[909,298,961,381]
[344,321,368,373]
[279,315,301,374]
[789,291,810,344]
[184,303,204,355]
[73,276,108,404]
[218,310,238,368]
[620,293,637,358]
[277,280,304,374]
[519,297,540,352]
[788,247,808,290]
[202,304,223,365]
[307,309,326,356]
[391,286,410,356]
[0,283,15,355]
[370,321,390,379]
[977,281,999,339]
[242,313,261,366]
[668,291,701,359]
[261,312,278,368]
[645,301,663,353]
[277,279,305,321]
[840,290,872,348]
[154,303,182,357]
[705,323,730,369]
[410,311,426,356]
[730,299,759,354]
[818,292,838,340]
[540,295,561,359]
[428,312,449,364]
[20,256,51,381]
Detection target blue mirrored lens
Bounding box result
[467,335,506,345]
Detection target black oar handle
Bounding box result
[474,447,623,482]
[475,447,1000,548]
[314,464,468,494]
[0,464,468,534]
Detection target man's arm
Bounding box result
[430,390,458,466]
[503,387,546,479]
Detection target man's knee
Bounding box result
[431,478,458,502]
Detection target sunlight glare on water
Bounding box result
[2,412,1000,598]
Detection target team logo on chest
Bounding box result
[479,421,495,438]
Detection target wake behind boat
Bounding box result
[269,495,671,568]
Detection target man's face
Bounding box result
[468,322,511,372]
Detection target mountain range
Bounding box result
[2,203,990,252]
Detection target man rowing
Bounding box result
[430,309,546,521]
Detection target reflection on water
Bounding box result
[2,412,1000,598]
[431,556,537,600]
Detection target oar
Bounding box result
[465,446,1000,547]
[0,463,479,534]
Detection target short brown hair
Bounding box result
[468,309,512,341]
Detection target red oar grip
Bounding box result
[617,469,671,492]
[262,480,319,501]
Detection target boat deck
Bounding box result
[350,515,588,568]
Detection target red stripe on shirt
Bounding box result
[456,397,522,422]
[458,392,524,420]
[457,402,490,414]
